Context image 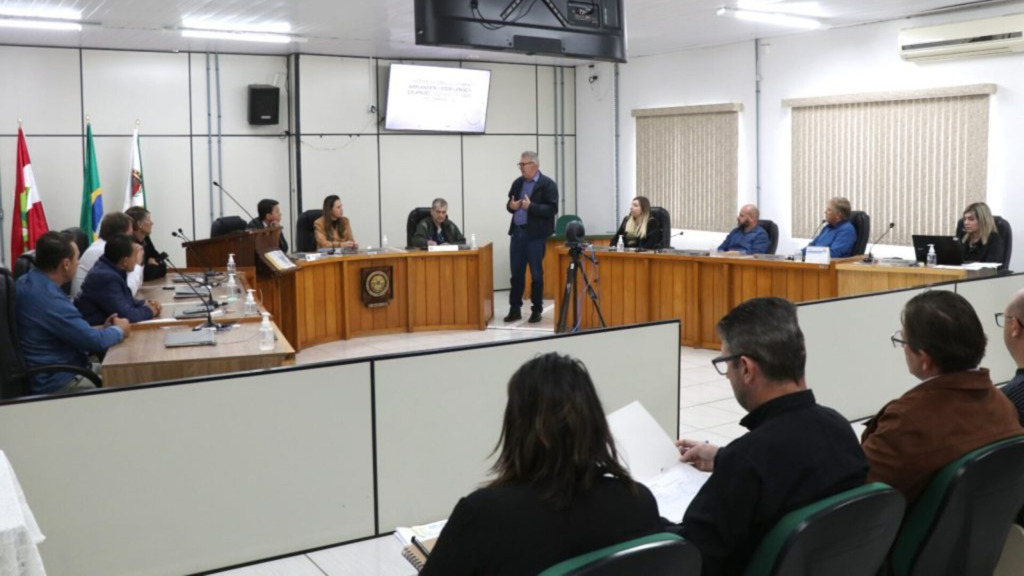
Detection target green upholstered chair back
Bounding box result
[555,214,581,239]
[743,482,905,576]
[538,532,700,576]
[891,435,1024,576]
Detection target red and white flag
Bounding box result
[11,127,49,262]
[122,126,146,210]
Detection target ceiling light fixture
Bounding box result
[0,7,84,31]
[0,18,82,31]
[178,19,303,44]
[180,29,297,44]
[716,7,824,30]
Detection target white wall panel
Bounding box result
[574,62,617,233]
[464,62,537,134]
[299,55,378,135]
[298,135,380,246]
[462,135,537,290]
[538,66,577,135]
[538,136,577,223]
[82,50,190,136]
[0,136,84,264]
[378,135,462,248]
[0,46,81,135]
[190,53,289,136]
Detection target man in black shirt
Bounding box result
[1000,288,1024,424]
[247,198,289,253]
[672,297,867,576]
[125,206,167,281]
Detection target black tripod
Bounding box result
[556,243,606,333]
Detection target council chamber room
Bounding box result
[2,0,1024,575]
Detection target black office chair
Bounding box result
[955,215,1013,272]
[295,209,323,253]
[538,533,701,575]
[12,251,35,280]
[758,219,780,255]
[849,211,871,256]
[744,483,905,576]
[649,207,672,249]
[406,207,433,248]
[0,267,102,399]
[889,435,1024,576]
[210,215,248,238]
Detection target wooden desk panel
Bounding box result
[835,263,984,296]
[555,250,841,349]
[276,245,494,351]
[102,323,294,387]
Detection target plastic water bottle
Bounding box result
[226,273,239,302]
[226,253,236,276]
[244,289,257,315]
[382,234,389,251]
[616,236,625,252]
[926,244,937,267]
[470,233,477,249]
[259,313,275,351]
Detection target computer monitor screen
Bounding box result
[415,0,627,62]
[384,64,492,133]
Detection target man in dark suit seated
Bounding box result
[671,298,867,575]
[75,234,162,325]
[1001,288,1024,425]
[505,151,558,324]
[247,198,289,252]
[125,206,167,281]
[718,204,770,254]
[410,198,465,249]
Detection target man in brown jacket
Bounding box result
[862,290,1023,505]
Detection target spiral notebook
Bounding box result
[401,537,437,572]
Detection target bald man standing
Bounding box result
[718,204,770,254]
[1000,288,1024,425]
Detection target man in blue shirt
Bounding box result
[718,204,770,254]
[16,231,129,394]
[505,151,558,324]
[76,233,162,325]
[807,197,857,258]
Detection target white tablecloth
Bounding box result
[0,451,45,576]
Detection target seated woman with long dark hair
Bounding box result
[420,353,662,575]
[314,194,357,249]
[611,196,663,250]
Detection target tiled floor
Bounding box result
[214,292,745,575]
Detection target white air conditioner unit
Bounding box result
[899,14,1024,62]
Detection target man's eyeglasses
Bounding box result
[996,312,1019,328]
[517,161,536,168]
[891,329,909,348]
[711,353,758,375]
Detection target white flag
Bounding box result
[122,127,146,210]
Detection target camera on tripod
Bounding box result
[564,219,588,255]
[557,218,606,333]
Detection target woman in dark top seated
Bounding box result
[960,201,1004,264]
[419,353,662,576]
[611,196,663,250]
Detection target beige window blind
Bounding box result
[633,104,741,231]
[787,84,994,244]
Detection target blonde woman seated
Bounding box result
[314,194,356,250]
[419,353,662,575]
[611,196,663,250]
[959,201,1004,265]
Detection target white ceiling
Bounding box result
[0,0,1017,64]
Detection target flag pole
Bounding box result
[0,120,13,266]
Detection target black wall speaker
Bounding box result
[248,84,280,125]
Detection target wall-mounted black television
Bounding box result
[415,0,626,63]
[384,64,492,133]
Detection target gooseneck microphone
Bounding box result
[212,181,257,223]
[863,222,896,263]
[171,230,216,286]
[163,255,228,332]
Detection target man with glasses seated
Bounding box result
[862,291,1022,506]
[670,297,867,576]
[999,288,1024,424]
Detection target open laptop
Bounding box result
[164,329,216,348]
[911,235,963,266]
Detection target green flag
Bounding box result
[80,123,103,242]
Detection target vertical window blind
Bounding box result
[633,104,742,231]
[786,84,994,244]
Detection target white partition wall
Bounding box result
[374,322,680,531]
[0,365,375,576]
[800,287,937,421]
[955,273,1024,384]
